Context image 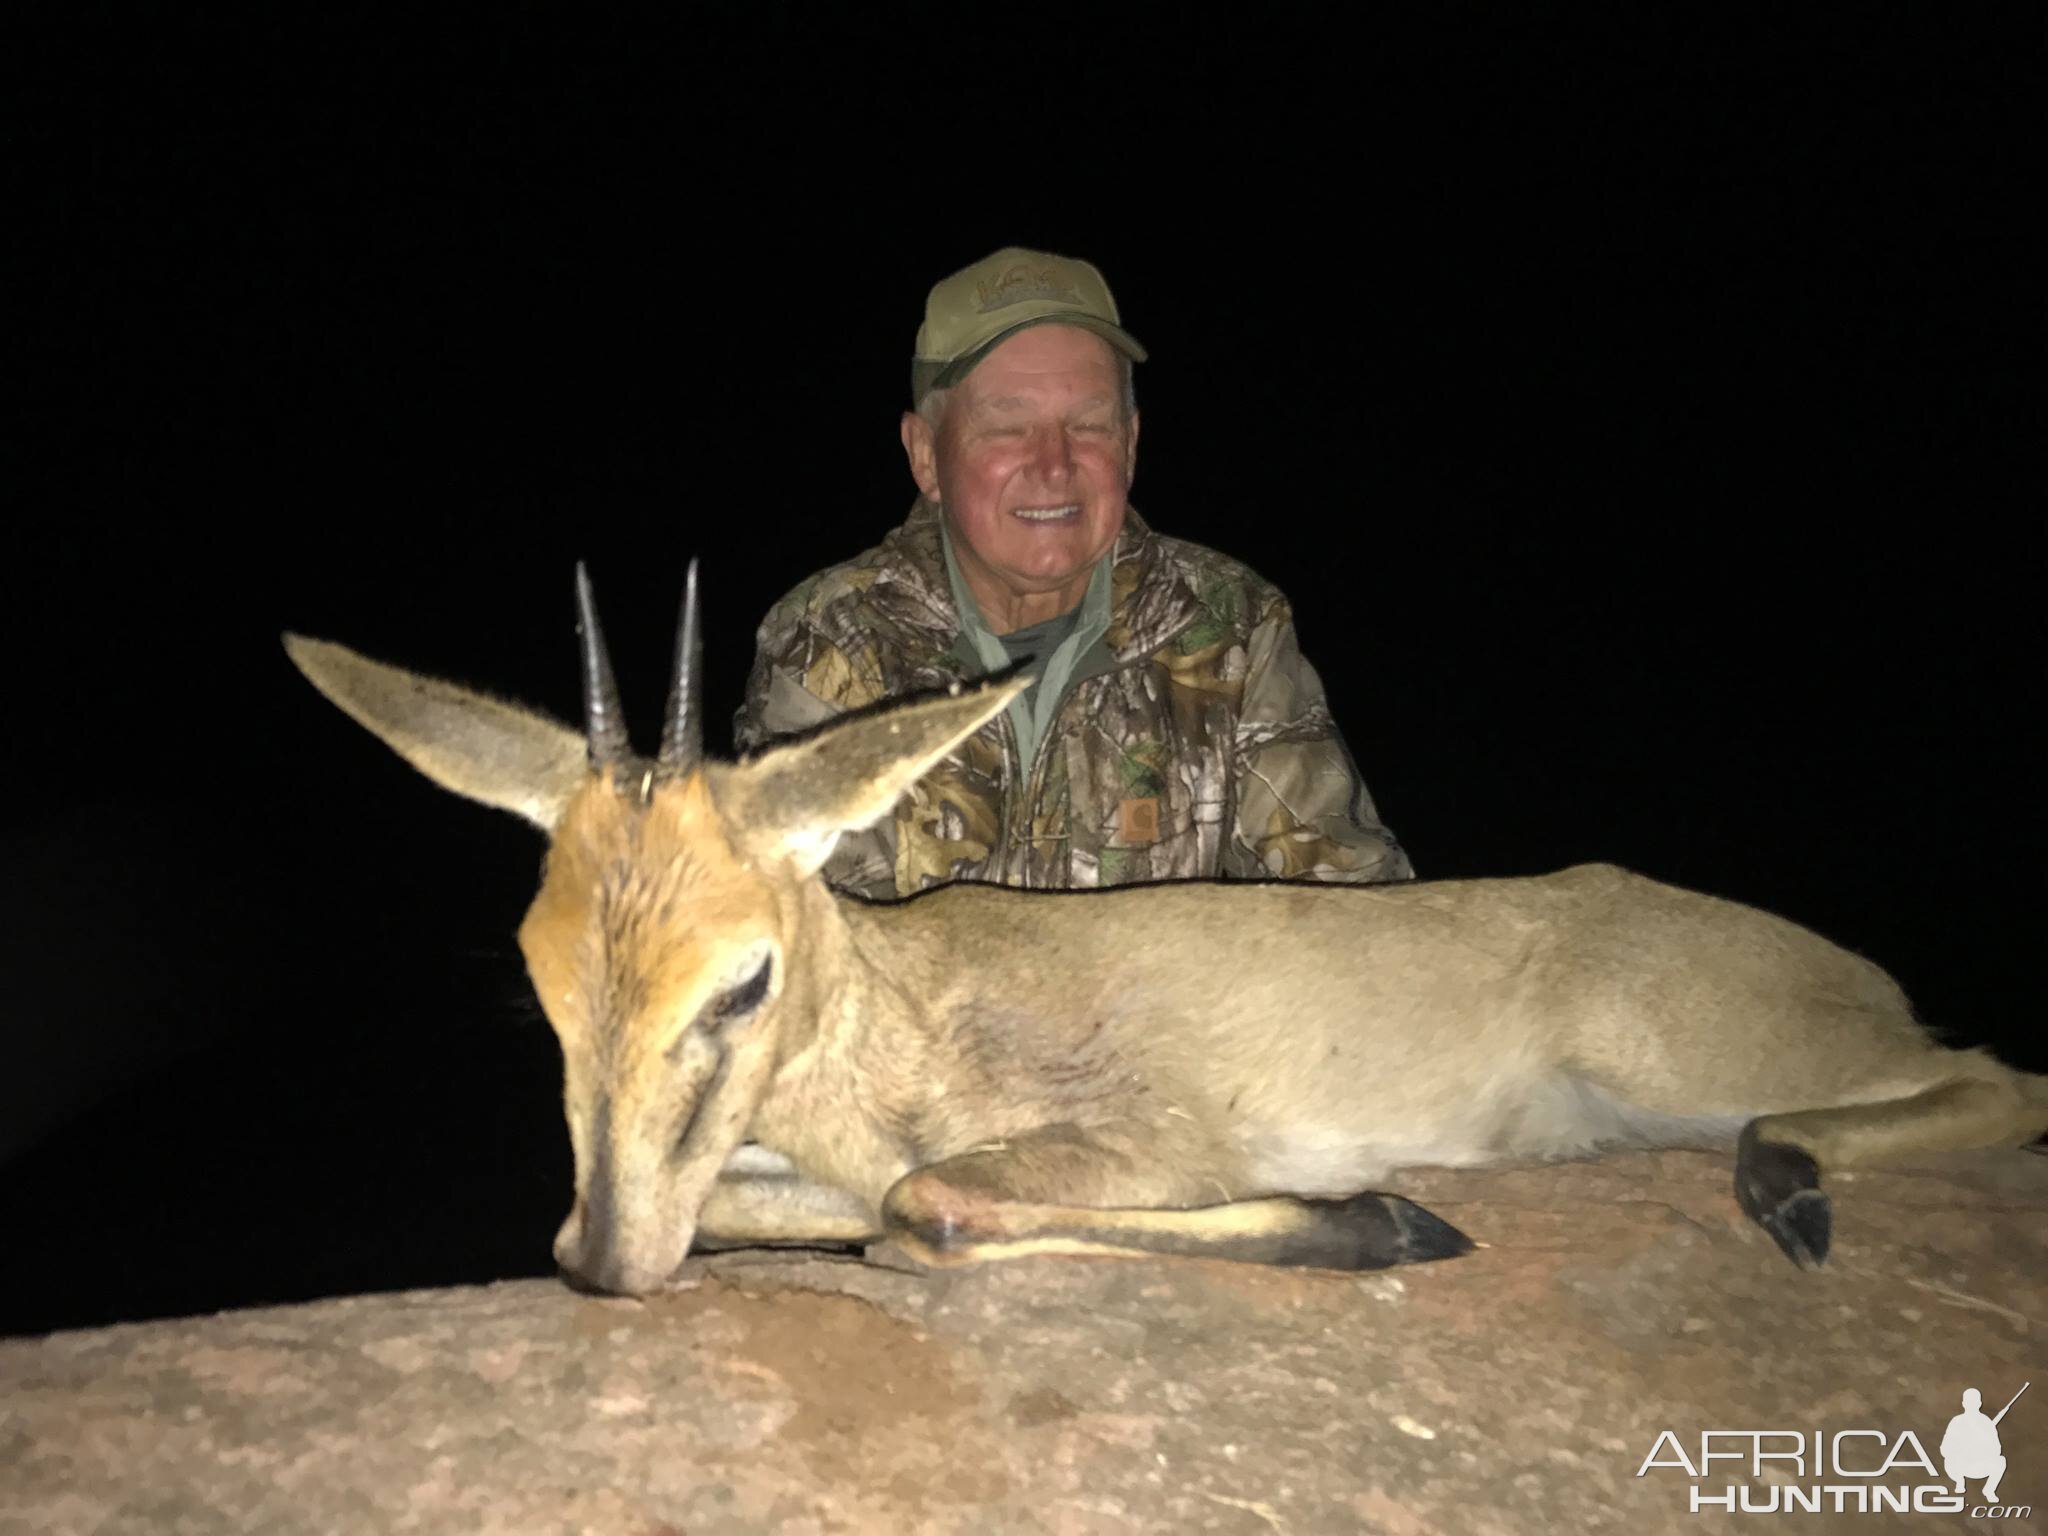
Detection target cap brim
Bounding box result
[914,314,1147,403]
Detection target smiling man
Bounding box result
[735,247,1412,897]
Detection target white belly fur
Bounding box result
[1236,1071,1750,1197]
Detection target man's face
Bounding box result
[903,324,1139,626]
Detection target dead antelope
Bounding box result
[285,566,2048,1295]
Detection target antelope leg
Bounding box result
[879,1124,1471,1272]
[691,1157,881,1248]
[1737,1074,2047,1268]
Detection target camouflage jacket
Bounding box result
[735,499,1413,898]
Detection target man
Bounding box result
[735,246,1411,898]
[1940,1388,2010,1505]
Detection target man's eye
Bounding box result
[708,956,772,1028]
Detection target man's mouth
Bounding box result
[1011,504,1081,523]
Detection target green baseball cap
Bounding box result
[911,247,1148,405]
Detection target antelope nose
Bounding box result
[553,1196,629,1294]
[557,1250,635,1296]
[555,1222,645,1296]
[554,1209,674,1296]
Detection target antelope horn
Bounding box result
[656,558,704,779]
[576,562,632,769]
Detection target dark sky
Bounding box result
[5,7,2039,1335]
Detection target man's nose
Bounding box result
[1031,424,1075,481]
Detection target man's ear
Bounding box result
[284,634,586,831]
[1123,407,1140,486]
[723,676,1026,878]
[901,409,942,502]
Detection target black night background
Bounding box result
[4,7,2038,1337]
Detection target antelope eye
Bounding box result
[707,954,772,1029]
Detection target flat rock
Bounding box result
[4,1149,2044,1534]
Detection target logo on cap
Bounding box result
[975,262,1084,314]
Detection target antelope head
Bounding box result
[285,564,1019,1294]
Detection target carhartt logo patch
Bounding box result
[976,262,1081,313]
[1118,796,1160,845]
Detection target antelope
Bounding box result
[285,565,2048,1296]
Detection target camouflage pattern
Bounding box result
[736,499,1413,899]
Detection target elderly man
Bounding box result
[735,246,1412,898]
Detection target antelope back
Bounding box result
[284,566,1023,1293]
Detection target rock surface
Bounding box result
[4,1150,2044,1534]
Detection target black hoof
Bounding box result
[1290,1192,1475,1271]
[1735,1123,1833,1268]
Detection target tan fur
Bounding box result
[287,631,2048,1292]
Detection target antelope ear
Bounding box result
[724,676,1026,878]
[285,634,588,831]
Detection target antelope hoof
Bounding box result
[1735,1130,1832,1268]
[1292,1193,1475,1271]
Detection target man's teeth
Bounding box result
[1012,505,1081,521]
